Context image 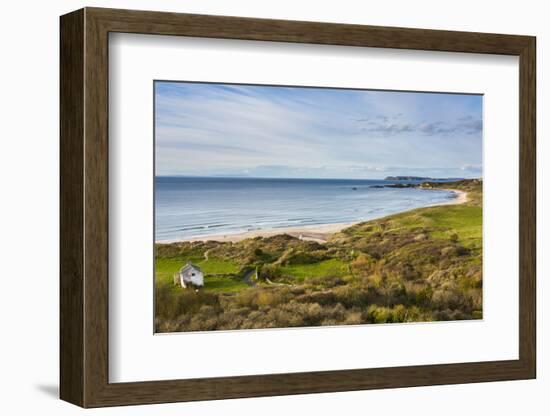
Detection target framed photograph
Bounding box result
[60,7,536,408]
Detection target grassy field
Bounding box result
[202,276,250,293]
[155,179,483,332]
[279,259,349,282]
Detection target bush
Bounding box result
[232,288,291,309]
[332,285,370,308]
[431,285,465,310]
[259,264,283,281]
[155,283,220,326]
[367,305,392,323]
[352,253,376,275]
[344,310,363,325]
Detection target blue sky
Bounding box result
[155,81,482,179]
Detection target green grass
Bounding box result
[279,258,349,281]
[371,204,482,248]
[196,258,240,274]
[421,206,482,242]
[202,276,250,293]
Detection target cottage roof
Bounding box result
[180,262,203,273]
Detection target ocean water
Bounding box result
[155,177,457,242]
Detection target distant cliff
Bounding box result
[384,176,433,181]
[384,176,465,181]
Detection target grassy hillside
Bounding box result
[155,179,482,332]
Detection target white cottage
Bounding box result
[174,262,204,288]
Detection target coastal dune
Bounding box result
[172,188,469,244]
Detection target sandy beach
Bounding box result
[177,221,359,244]
[430,189,468,206]
[158,188,469,244]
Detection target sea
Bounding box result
[155,176,458,242]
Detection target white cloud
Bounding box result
[155,83,483,178]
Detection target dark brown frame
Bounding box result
[60,7,536,408]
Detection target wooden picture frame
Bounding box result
[60,7,536,408]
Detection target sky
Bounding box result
[155,81,482,179]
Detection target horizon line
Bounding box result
[154,174,475,181]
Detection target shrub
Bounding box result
[431,285,465,310]
[296,290,337,306]
[333,285,370,308]
[344,310,363,325]
[367,305,392,323]
[352,253,376,275]
[155,283,219,320]
[256,290,285,308]
[472,310,483,319]
[390,304,407,322]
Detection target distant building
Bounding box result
[174,262,204,288]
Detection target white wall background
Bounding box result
[0,0,545,414]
